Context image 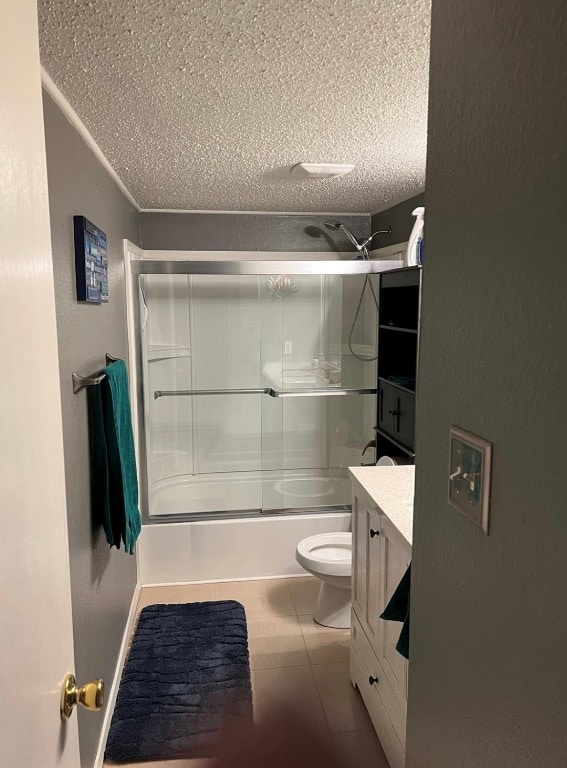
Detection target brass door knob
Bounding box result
[60,673,104,721]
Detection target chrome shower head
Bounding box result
[324,221,363,251]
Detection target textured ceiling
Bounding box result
[38,0,430,213]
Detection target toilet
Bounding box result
[295,532,353,629]
[295,456,400,629]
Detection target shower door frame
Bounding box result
[127,248,402,524]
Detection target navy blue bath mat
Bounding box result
[105,600,252,763]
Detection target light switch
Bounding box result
[448,426,492,533]
[284,341,293,355]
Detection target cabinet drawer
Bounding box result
[351,613,407,750]
[378,381,415,449]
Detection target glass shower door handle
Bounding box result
[267,387,377,398]
[153,387,269,400]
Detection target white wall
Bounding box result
[407,2,567,766]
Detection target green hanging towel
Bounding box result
[380,564,411,660]
[87,384,116,547]
[88,359,141,554]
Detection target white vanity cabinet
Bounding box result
[349,467,414,768]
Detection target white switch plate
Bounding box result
[448,426,492,534]
[284,341,292,355]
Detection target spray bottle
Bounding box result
[405,207,425,266]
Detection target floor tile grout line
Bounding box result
[286,576,320,617]
[306,660,373,736]
[287,578,303,616]
[306,659,334,734]
[214,579,299,619]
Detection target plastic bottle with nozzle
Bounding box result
[406,207,425,266]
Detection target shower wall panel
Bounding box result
[192,276,262,474]
[144,275,193,483]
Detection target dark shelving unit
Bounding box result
[375,266,421,461]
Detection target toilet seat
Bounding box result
[296,532,352,577]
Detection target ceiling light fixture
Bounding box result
[289,162,356,179]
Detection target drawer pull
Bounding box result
[388,409,400,416]
[368,675,379,686]
[369,529,380,538]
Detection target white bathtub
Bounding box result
[138,511,351,585]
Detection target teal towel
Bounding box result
[88,359,141,554]
[380,564,411,660]
[87,385,115,547]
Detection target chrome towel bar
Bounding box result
[72,354,120,394]
[153,386,377,400]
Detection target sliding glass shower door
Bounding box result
[138,264,380,519]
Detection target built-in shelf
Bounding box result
[147,345,191,363]
[378,377,416,395]
[376,265,421,459]
[379,324,418,334]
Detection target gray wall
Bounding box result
[140,211,370,252]
[43,91,140,768]
[407,2,566,767]
[371,193,425,248]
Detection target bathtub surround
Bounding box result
[137,262,382,520]
[407,2,567,767]
[43,90,140,768]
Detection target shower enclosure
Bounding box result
[133,258,397,520]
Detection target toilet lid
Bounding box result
[296,532,352,577]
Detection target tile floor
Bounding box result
[105,577,389,768]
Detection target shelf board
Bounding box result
[375,428,415,458]
[378,377,416,395]
[379,324,418,334]
[146,345,191,363]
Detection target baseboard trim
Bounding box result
[94,582,141,768]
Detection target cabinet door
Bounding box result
[378,515,411,711]
[352,489,382,641]
[366,506,382,649]
[378,381,415,450]
[352,491,369,625]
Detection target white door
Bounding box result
[0,2,80,767]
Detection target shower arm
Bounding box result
[359,227,393,250]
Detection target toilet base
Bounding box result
[313,581,351,629]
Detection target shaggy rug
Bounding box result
[105,600,252,762]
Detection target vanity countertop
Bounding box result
[349,465,415,547]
